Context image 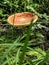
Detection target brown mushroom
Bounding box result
[7,12,38,28]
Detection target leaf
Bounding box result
[0,36,21,65]
[37,24,46,29]
[27,49,42,59]
[36,48,46,56]
[27,48,46,59]
[0,9,3,14]
[15,48,20,65]
[40,53,49,65]
[19,21,34,65]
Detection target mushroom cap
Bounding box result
[7,12,38,26]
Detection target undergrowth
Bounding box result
[0,0,49,65]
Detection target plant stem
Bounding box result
[19,20,34,65]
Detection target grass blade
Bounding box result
[19,21,34,65]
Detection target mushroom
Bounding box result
[7,12,38,29]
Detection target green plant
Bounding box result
[0,0,49,65]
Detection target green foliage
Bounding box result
[0,0,49,65]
